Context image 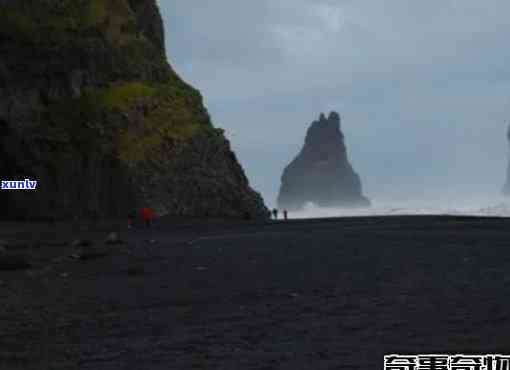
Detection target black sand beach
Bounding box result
[1,215,510,369]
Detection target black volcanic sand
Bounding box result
[1,216,510,369]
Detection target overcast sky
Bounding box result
[158,1,510,207]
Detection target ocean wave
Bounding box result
[288,197,510,219]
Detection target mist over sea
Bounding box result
[290,195,510,219]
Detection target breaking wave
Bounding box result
[289,196,510,219]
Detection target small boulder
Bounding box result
[126,265,145,276]
[43,241,69,247]
[71,240,111,261]
[71,239,93,248]
[0,253,31,271]
[105,232,124,245]
[71,246,110,261]
[0,240,29,251]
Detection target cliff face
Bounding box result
[278,112,370,211]
[0,0,267,220]
[503,125,510,196]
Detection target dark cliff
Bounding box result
[503,125,510,196]
[0,0,268,220]
[277,112,370,210]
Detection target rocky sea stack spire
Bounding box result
[278,111,370,211]
[503,125,510,196]
[0,0,267,220]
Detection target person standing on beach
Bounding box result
[283,210,288,220]
[128,212,135,229]
[272,208,278,220]
[140,207,155,228]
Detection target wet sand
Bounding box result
[1,215,510,369]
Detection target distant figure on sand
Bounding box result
[283,210,288,220]
[140,207,155,228]
[128,212,135,229]
[272,208,278,220]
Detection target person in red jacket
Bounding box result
[140,207,155,228]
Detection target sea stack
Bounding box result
[503,125,510,196]
[278,111,370,211]
[0,0,268,220]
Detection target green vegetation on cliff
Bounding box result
[100,82,157,110]
[38,80,212,165]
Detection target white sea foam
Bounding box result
[288,196,510,219]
